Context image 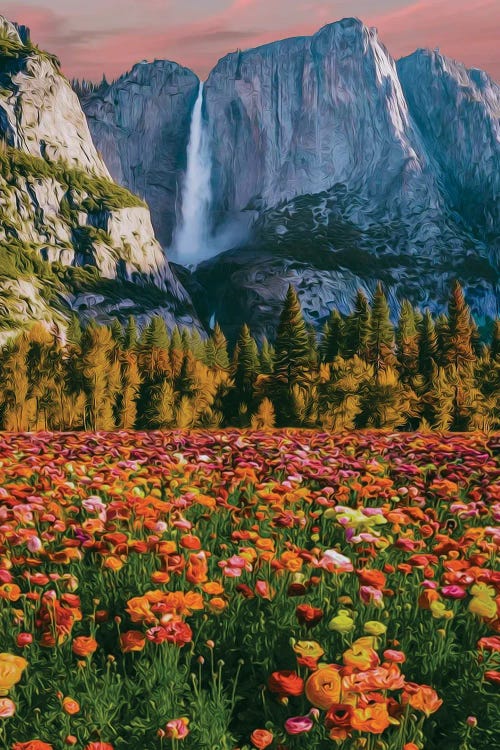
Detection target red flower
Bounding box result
[296,604,323,628]
[268,670,304,697]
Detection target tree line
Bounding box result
[0,281,498,432]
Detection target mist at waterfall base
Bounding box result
[171,83,248,269]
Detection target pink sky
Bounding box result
[3,0,499,81]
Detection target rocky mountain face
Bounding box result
[0,17,200,339]
[192,19,499,340]
[79,61,200,247]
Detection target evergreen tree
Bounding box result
[358,366,415,430]
[80,324,120,430]
[367,283,396,373]
[251,398,276,430]
[189,330,206,361]
[343,290,370,360]
[320,309,344,362]
[418,310,439,383]
[118,351,141,429]
[444,281,476,369]
[145,378,176,429]
[318,356,372,431]
[123,316,139,350]
[66,314,83,347]
[204,324,230,370]
[233,324,259,403]
[492,319,500,360]
[0,333,32,431]
[272,286,313,425]
[110,319,123,345]
[260,338,275,374]
[145,316,170,350]
[396,300,420,384]
[434,314,449,366]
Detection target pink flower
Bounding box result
[383,649,406,663]
[284,715,314,734]
[255,580,272,600]
[0,698,15,718]
[359,586,384,607]
[165,718,190,740]
[315,549,354,573]
[441,585,467,599]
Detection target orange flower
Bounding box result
[180,535,202,550]
[103,556,124,572]
[268,670,304,697]
[207,597,227,614]
[351,699,391,734]
[120,631,146,653]
[72,636,98,658]
[402,684,443,717]
[186,552,208,585]
[250,729,274,749]
[305,666,341,709]
[0,584,21,601]
[62,697,80,715]
[343,638,380,671]
[151,572,170,584]
[12,743,54,750]
[202,582,225,595]
[0,653,28,695]
[125,596,156,624]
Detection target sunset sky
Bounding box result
[4,0,499,82]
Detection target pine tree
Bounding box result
[0,332,32,431]
[66,314,83,347]
[343,290,370,360]
[260,338,275,374]
[434,314,449,366]
[233,324,260,400]
[418,310,439,383]
[491,319,500,360]
[189,330,206,361]
[118,351,141,429]
[145,378,176,429]
[145,316,170,350]
[318,356,372,431]
[368,283,396,373]
[444,281,476,369]
[26,324,62,430]
[123,316,139,350]
[110,319,123,345]
[204,324,230,370]
[396,300,420,384]
[251,398,276,430]
[320,310,344,362]
[80,324,120,430]
[358,366,415,430]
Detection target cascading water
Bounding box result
[173,82,212,266]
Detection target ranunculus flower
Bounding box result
[0,697,15,718]
[478,636,500,652]
[383,649,406,663]
[62,697,80,715]
[250,729,273,749]
[284,715,314,734]
[364,621,387,636]
[16,633,33,648]
[402,684,443,716]
[0,653,28,696]
[351,700,391,734]
[343,638,380,671]
[325,704,354,730]
[84,743,114,750]
[120,630,146,653]
[296,604,323,628]
[292,641,325,661]
[165,717,189,739]
[305,666,341,709]
[441,585,467,599]
[72,637,98,658]
[12,742,54,750]
[484,670,500,684]
[268,670,304,698]
[328,610,354,633]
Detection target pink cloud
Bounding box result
[368,0,500,78]
[1,1,498,82]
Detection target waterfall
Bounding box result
[173,82,212,266]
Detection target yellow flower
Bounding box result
[328,610,355,634]
[469,596,497,619]
[470,584,495,599]
[0,654,28,696]
[363,621,387,636]
[430,601,454,620]
[292,641,325,661]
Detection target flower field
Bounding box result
[0,430,498,750]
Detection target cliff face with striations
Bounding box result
[0,17,200,336]
[79,61,200,247]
